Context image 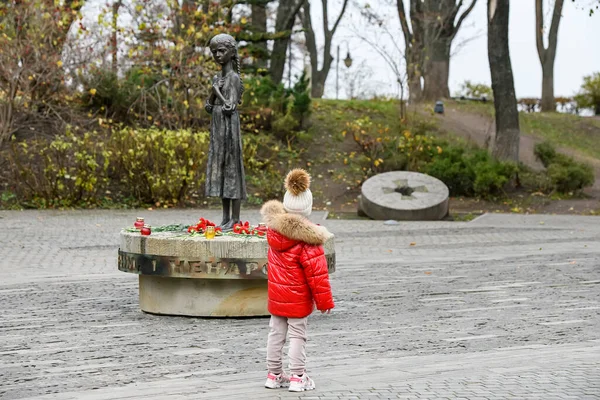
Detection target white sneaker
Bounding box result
[288,374,315,392]
[264,372,290,389]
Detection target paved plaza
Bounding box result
[1,209,599,399]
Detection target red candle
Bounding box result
[256,223,267,236]
[134,217,145,229]
[140,225,151,236]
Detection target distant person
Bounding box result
[260,169,335,392]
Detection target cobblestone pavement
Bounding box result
[0,210,599,399]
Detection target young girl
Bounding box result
[260,169,334,392]
[204,33,247,231]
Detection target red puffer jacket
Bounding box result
[260,200,335,318]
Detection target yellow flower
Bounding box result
[56,60,63,68]
[437,146,443,154]
[89,88,97,96]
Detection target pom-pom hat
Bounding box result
[283,169,313,217]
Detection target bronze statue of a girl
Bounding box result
[205,34,247,231]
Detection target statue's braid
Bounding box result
[234,52,244,104]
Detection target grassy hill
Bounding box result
[448,100,600,161]
[303,99,600,217]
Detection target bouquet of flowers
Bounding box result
[232,221,267,237]
[187,218,222,235]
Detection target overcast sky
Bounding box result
[317,0,600,99]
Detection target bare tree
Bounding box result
[351,17,408,117]
[0,0,84,145]
[111,0,123,75]
[536,0,564,112]
[421,0,477,101]
[396,0,425,103]
[250,0,269,69]
[270,0,305,83]
[301,0,349,98]
[488,0,520,162]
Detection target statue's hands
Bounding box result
[205,101,213,114]
[222,101,235,115]
[212,78,225,92]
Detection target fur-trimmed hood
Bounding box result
[260,200,332,246]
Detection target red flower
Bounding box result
[188,217,219,235]
[233,221,250,234]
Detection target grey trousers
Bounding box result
[266,315,308,376]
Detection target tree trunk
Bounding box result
[422,39,451,101]
[251,3,268,69]
[111,0,122,75]
[420,0,477,101]
[397,0,425,103]
[301,0,348,98]
[311,73,326,98]
[488,0,520,162]
[270,0,304,84]
[398,0,476,103]
[536,0,564,112]
[406,49,423,103]
[309,51,334,98]
[541,61,556,112]
[270,39,290,84]
[407,72,422,104]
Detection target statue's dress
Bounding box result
[205,71,247,200]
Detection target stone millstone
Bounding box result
[359,171,449,221]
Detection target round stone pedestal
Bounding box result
[359,171,449,220]
[139,275,268,317]
[118,230,335,317]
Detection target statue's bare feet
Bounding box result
[220,219,237,232]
